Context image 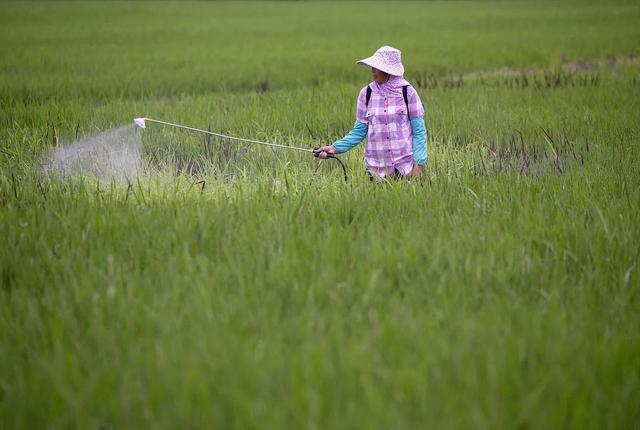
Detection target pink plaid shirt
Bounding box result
[356,84,425,176]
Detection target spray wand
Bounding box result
[133,117,347,181]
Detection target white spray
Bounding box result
[42,124,142,181]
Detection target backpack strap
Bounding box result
[365,85,372,107]
[402,85,410,119]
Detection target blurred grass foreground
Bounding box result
[1,1,639,429]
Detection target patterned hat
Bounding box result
[356,46,405,76]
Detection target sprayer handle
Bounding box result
[312,147,336,159]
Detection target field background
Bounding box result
[1,1,639,428]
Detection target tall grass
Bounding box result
[1,0,639,100]
[1,1,639,429]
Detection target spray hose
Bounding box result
[134,117,347,181]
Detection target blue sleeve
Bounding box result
[411,117,427,165]
[332,121,368,154]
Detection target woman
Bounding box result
[314,46,427,179]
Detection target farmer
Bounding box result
[314,46,427,179]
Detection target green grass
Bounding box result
[1,1,640,429]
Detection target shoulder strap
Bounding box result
[365,85,372,107]
[402,85,410,119]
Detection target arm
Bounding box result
[406,86,427,176]
[314,87,369,159]
[411,117,427,166]
[332,121,368,153]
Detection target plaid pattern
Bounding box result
[356,84,425,176]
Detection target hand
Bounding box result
[313,145,337,159]
[412,164,424,178]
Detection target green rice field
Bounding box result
[1,1,639,428]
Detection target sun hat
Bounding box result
[356,46,405,76]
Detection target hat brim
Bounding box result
[356,56,405,76]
